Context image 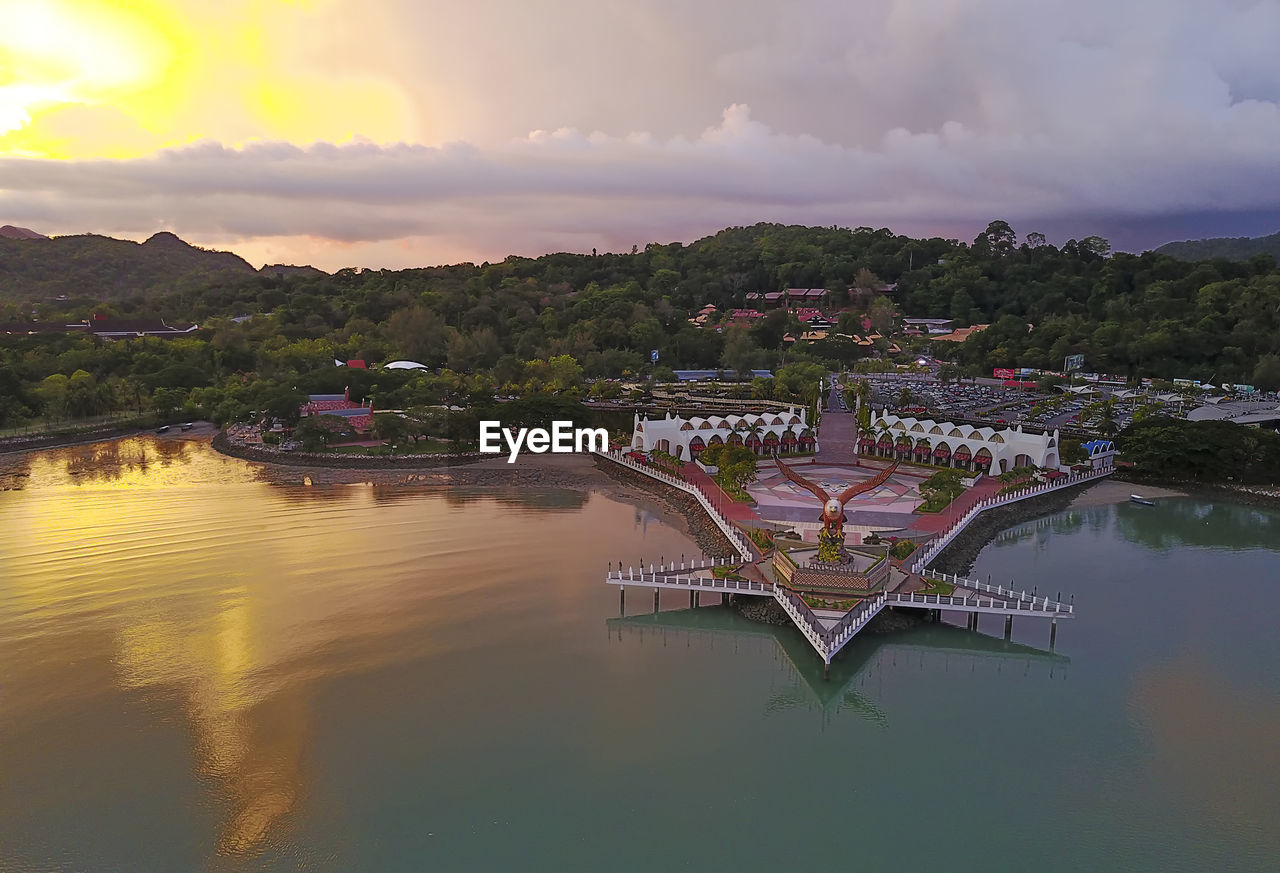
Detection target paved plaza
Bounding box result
[747,461,924,529]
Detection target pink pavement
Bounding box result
[680,461,764,525]
[907,476,1002,534]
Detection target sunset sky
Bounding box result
[1,0,1278,270]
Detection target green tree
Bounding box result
[546,355,585,392]
[975,220,1017,257]
[721,326,759,377]
[293,417,335,452]
[373,412,411,446]
[152,387,187,421]
[1252,354,1280,391]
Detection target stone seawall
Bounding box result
[592,456,736,558]
[210,432,483,470]
[0,425,145,455]
[928,479,1101,576]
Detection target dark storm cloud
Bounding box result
[1,0,1278,267]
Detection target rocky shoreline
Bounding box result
[0,425,146,455]
[591,456,736,558]
[1114,470,1280,510]
[210,431,484,469]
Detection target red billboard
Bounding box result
[993,367,1016,379]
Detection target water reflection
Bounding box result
[607,607,1067,724]
[1113,499,1280,551]
[989,499,1280,554]
[0,436,592,514]
[113,589,309,856]
[0,435,262,490]
[0,442,597,862]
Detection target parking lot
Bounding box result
[855,376,1274,434]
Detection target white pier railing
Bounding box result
[824,592,887,659]
[772,585,832,657]
[885,591,1073,616]
[605,563,773,595]
[911,466,1113,573]
[596,450,753,560]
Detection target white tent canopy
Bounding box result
[383,360,429,370]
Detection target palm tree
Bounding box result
[915,436,931,463]
[875,422,893,457]
[1083,398,1119,437]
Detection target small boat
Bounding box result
[1130,494,1154,506]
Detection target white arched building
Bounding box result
[630,409,815,459]
[862,413,1064,473]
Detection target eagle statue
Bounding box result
[774,458,898,562]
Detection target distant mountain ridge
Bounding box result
[0,225,48,240]
[0,227,327,299]
[1154,230,1280,262]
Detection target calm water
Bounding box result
[1,439,1277,872]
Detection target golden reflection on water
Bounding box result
[0,437,638,861]
[113,588,302,856]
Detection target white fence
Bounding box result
[773,586,832,657]
[911,467,1113,573]
[596,451,753,560]
[885,591,1073,616]
[605,559,773,595]
[825,592,887,657]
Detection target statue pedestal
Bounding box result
[817,528,845,564]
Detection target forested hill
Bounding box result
[0,231,326,299]
[1155,230,1280,262]
[2,221,1280,400]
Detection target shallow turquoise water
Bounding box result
[0,439,1277,871]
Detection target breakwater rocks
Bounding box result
[733,596,790,625]
[865,608,925,634]
[211,432,483,470]
[593,457,736,558]
[929,480,1101,576]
